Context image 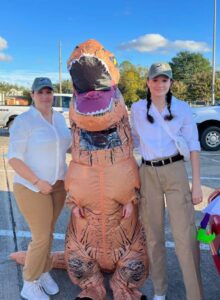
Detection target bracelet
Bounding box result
[33,178,40,185]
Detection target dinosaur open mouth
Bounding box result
[69,55,112,93]
[69,55,114,115]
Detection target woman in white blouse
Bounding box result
[131,63,203,300]
[8,77,71,300]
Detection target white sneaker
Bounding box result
[39,272,59,295]
[153,295,166,300]
[21,280,49,300]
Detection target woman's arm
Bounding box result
[9,158,52,194]
[190,151,203,205]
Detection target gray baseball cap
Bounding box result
[148,62,173,79]
[31,77,53,92]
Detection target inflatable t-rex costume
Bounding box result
[64,39,148,300]
[10,39,148,300]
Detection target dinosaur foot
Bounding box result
[75,284,106,300]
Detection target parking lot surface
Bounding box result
[0,129,220,299]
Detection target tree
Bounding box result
[118,61,147,107]
[187,72,212,102]
[170,51,211,83]
[172,81,188,101]
[53,79,73,94]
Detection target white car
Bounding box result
[192,105,220,151]
[0,93,72,129]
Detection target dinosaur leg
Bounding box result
[65,249,106,300]
[110,227,149,300]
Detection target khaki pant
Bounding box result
[13,180,66,281]
[139,160,203,300]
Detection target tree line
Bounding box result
[1,51,220,107]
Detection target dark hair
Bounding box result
[146,89,174,123]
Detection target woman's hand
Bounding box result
[122,202,133,219]
[36,180,53,194]
[72,207,85,218]
[191,183,203,205]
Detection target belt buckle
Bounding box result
[150,160,154,167]
[150,159,159,167]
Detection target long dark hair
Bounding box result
[146,89,174,123]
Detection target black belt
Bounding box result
[142,153,183,167]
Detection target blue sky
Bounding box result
[0,0,219,87]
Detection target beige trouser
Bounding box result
[13,180,66,281]
[139,160,203,300]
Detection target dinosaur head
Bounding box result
[67,39,120,116]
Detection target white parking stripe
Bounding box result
[188,176,220,180]
[0,169,14,172]
[0,229,210,251]
[0,229,65,240]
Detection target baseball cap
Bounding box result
[148,62,173,79]
[31,77,53,92]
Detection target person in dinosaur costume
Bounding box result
[64,39,148,300]
[10,39,149,300]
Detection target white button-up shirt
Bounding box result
[131,97,200,160]
[8,106,72,192]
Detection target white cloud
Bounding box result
[119,33,211,53]
[0,36,12,61]
[0,53,12,61]
[0,37,7,51]
[0,70,70,87]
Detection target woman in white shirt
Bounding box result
[131,63,203,300]
[8,77,71,300]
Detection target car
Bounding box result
[192,105,220,151]
[0,93,72,129]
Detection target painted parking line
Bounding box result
[0,169,14,173]
[0,229,210,251]
[0,229,65,240]
[188,176,220,181]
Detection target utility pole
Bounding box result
[211,0,217,105]
[59,41,62,95]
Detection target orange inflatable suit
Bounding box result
[64,40,148,300]
[10,39,149,300]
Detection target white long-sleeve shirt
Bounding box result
[131,97,200,160]
[8,106,72,192]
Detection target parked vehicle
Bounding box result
[0,93,72,129]
[192,105,220,151]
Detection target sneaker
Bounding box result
[153,295,166,300]
[39,272,59,295]
[21,280,49,300]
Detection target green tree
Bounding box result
[53,79,73,94]
[187,72,212,103]
[118,61,147,107]
[170,51,211,83]
[172,81,188,101]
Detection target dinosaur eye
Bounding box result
[110,56,117,65]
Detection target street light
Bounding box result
[211,0,217,105]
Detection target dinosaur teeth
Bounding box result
[75,98,113,116]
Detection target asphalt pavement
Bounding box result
[0,129,220,300]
